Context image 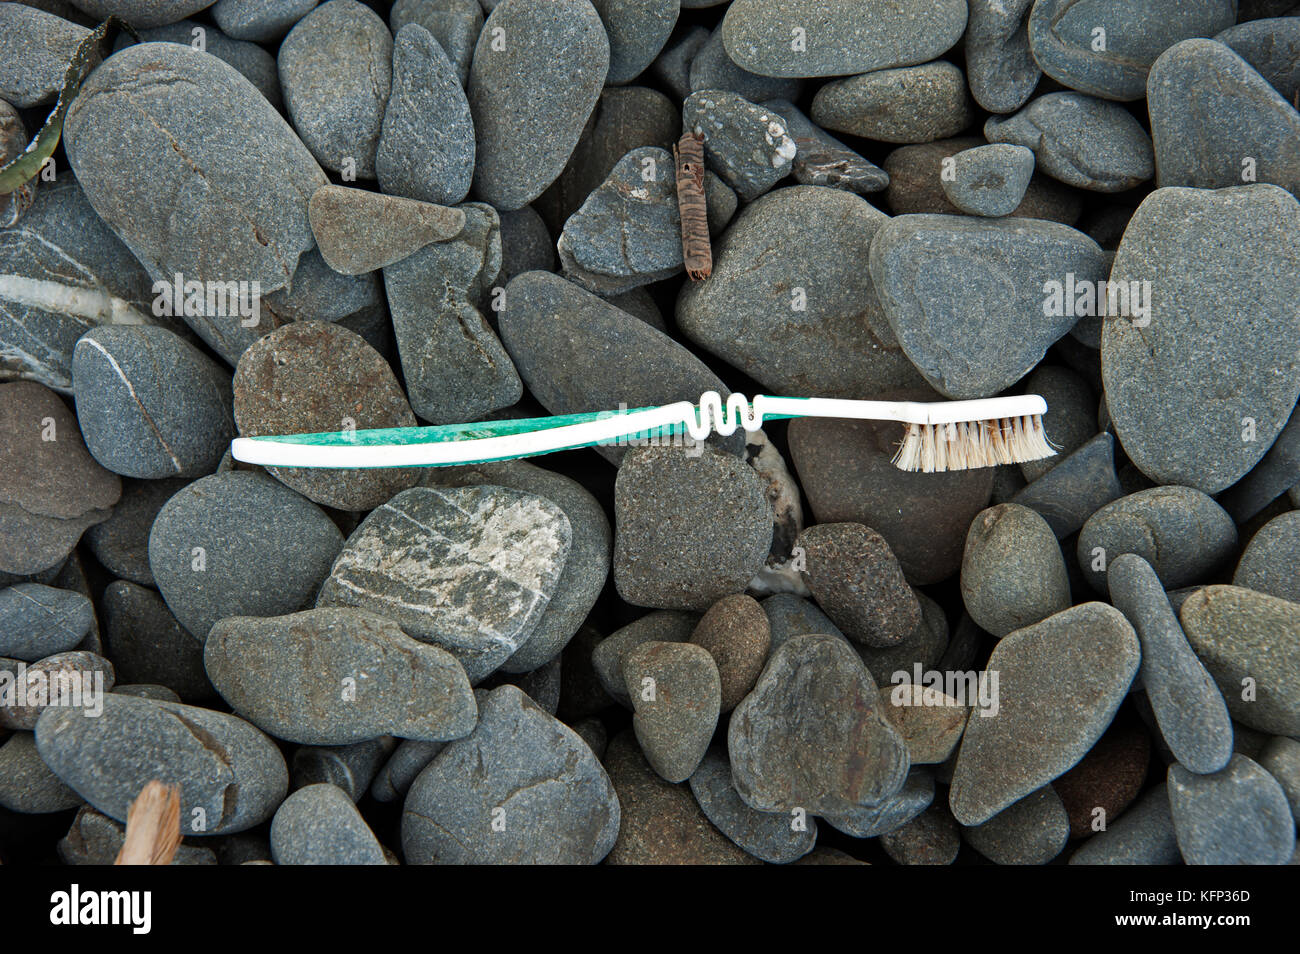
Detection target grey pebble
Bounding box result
[1217,16,1300,103]
[761,593,845,651]
[964,785,1070,865]
[370,738,445,803]
[763,98,889,194]
[822,767,934,839]
[131,19,283,110]
[390,0,482,85]
[1069,782,1182,865]
[0,2,88,107]
[271,783,387,865]
[0,584,92,662]
[592,610,696,706]
[1168,755,1296,865]
[497,206,555,284]
[797,522,919,648]
[812,62,974,145]
[1019,365,1096,481]
[1218,405,1300,523]
[961,504,1070,639]
[940,144,1035,217]
[688,746,815,863]
[651,23,707,100]
[625,640,719,782]
[1234,511,1300,602]
[880,802,961,865]
[213,0,319,43]
[1012,432,1123,538]
[965,0,1039,114]
[101,580,214,702]
[85,478,187,587]
[0,731,81,813]
[682,90,795,201]
[689,25,801,103]
[262,251,390,357]
[292,737,395,802]
[591,0,677,85]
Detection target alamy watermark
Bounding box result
[889,664,1000,717]
[1043,272,1151,326]
[152,272,261,327]
[0,663,105,718]
[596,403,704,457]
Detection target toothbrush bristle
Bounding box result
[891,414,1057,473]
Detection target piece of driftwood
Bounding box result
[673,131,712,281]
[114,780,182,866]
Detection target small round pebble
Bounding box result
[961,504,1071,638]
[270,783,387,865]
[689,594,770,712]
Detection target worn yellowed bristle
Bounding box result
[891,413,1057,473]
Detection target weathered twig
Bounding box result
[114,780,182,866]
[674,131,712,281]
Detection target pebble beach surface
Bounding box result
[0,0,1297,869]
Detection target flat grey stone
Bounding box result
[0,731,81,813]
[1217,16,1300,103]
[592,610,696,706]
[1012,432,1122,538]
[964,785,1070,865]
[821,767,934,838]
[1102,185,1300,493]
[1069,782,1182,865]
[965,0,1039,114]
[689,25,801,102]
[0,584,93,661]
[316,485,571,684]
[625,640,719,782]
[148,471,343,640]
[390,0,482,85]
[948,603,1140,825]
[591,0,677,85]
[985,92,1154,192]
[1168,754,1296,865]
[682,90,795,201]
[961,504,1070,638]
[941,143,1035,217]
[688,746,816,863]
[402,685,620,863]
[36,693,288,835]
[309,186,465,275]
[1234,512,1300,602]
[812,62,974,144]
[213,0,318,43]
[0,2,89,107]
[763,98,889,194]
[271,783,387,864]
[102,580,214,702]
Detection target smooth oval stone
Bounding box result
[677,185,925,399]
[605,729,755,864]
[291,738,395,802]
[377,24,475,205]
[880,802,961,865]
[0,731,81,813]
[796,523,919,648]
[102,580,214,702]
[1052,716,1150,838]
[1103,185,1300,493]
[1069,782,1182,865]
[0,3,89,107]
[279,0,392,177]
[270,783,387,865]
[1168,754,1296,865]
[1180,585,1300,737]
[1217,16,1300,103]
[1029,0,1236,101]
[591,0,677,84]
[1078,486,1237,594]
[468,0,609,211]
[624,641,719,782]
[690,594,770,713]
[822,766,934,838]
[0,381,121,576]
[403,685,620,864]
[58,805,217,865]
[149,471,343,640]
[85,478,186,587]
[869,214,1107,399]
[371,738,445,803]
[1235,511,1300,602]
[963,785,1070,865]
[940,144,1035,217]
[761,593,845,650]
[592,610,696,706]
[729,634,910,815]
[214,0,319,43]
[962,504,1071,638]
[205,608,476,746]
[720,0,967,78]
[36,693,288,834]
[688,746,815,863]
[614,447,772,611]
[812,62,974,144]
[233,322,419,511]
[1148,39,1300,195]
[131,19,284,110]
[682,90,795,201]
[965,0,1039,114]
[499,271,741,463]
[689,26,802,103]
[985,92,1154,192]
[879,684,968,765]
[0,650,114,730]
[72,325,233,479]
[1012,431,1122,538]
[0,584,93,662]
[316,485,571,683]
[63,43,328,325]
[948,603,1141,825]
[390,0,483,85]
[1109,554,1233,775]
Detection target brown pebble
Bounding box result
[690,594,771,711]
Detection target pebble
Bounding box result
[130,20,284,110]
[682,90,795,201]
[205,608,476,746]
[0,382,121,576]
[1168,755,1296,865]
[948,603,1140,825]
[308,185,465,276]
[371,739,445,803]
[720,0,968,77]
[614,446,772,610]
[71,1,219,29]
[63,43,328,338]
[869,214,1106,398]
[1052,716,1151,838]
[729,634,910,815]
[1180,585,1300,737]
[965,0,1039,114]
[0,584,93,662]
[1148,39,1300,195]
[262,251,389,354]
[677,186,924,399]
[557,147,683,295]
[316,485,570,683]
[812,62,974,145]
[59,806,217,865]
[101,581,214,702]
[624,641,719,782]
[232,321,420,510]
[213,0,319,43]
[270,783,387,865]
[761,593,844,650]
[148,471,343,640]
[36,694,288,835]
[0,731,81,813]
[985,92,1154,192]
[390,0,482,85]
[591,0,677,84]
[1109,554,1233,775]
[1019,365,1097,481]
[402,685,620,864]
[822,767,934,838]
[592,610,696,706]
[467,0,609,211]
[293,738,395,802]
[1217,16,1300,103]
[652,24,707,99]
[0,2,88,107]
[376,24,475,205]
[1028,0,1236,101]
[279,0,392,178]
[689,594,770,712]
[1069,782,1182,865]
[497,206,555,284]
[878,684,968,765]
[1258,736,1300,823]
[72,325,234,479]
[0,651,114,730]
[1012,432,1123,537]
[688,747,816,863]
[1234,512,1300,602]
[1218,407,1300,522]
[763,99,889,194]
[940,143,1035,217]
[688,26,802,103]
[1078,486,1238,593]
[963,785,1070,865]
[961,504,1071,638]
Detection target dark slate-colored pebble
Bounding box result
[497,206,555,284]
[213,0,318,43]
[761,593,845,650]
[812,62,974,145]
[796,523,920,648]
[682,90,795,201]
[0,584,93,662]
[1218,405,1300,523]
[1259,736,1300,823]
[101,580,214,702]
[591,0,677,85]
[881,802,961,865]
[1168,755,1296,865]
[624,640,719,782]
[1019,365,1097,481]
[1011,432,1123,538]
[963,785,1070,865]
[1217,16,1300,102]
[965,0,1039,114]
[390,0,483,85]
[592,610,697,706]
[822,767,934,839]
[688,746,816,863]
[84,478,187,587]
[961,504,1071,638]
[652,24,707,99]
[1069,782,1183,865]
[0,731,81,813]
[270,783,387,865]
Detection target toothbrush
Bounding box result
[229,392,1055,474]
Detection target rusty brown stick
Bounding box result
[674,131,712,281]
[114,780,182,866]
